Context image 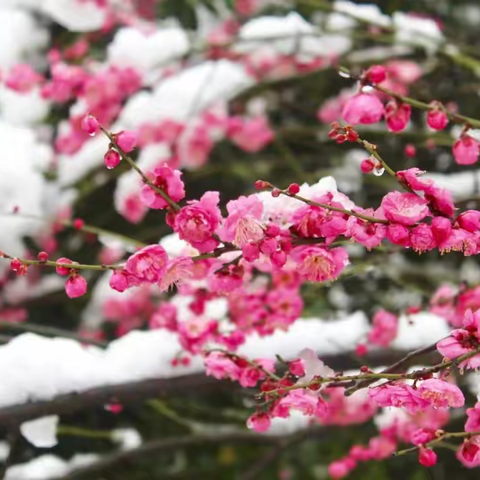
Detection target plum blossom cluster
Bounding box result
[4,9,480,477]
[320,62,480,166]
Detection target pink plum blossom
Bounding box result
[466,402,480,432]
[418,447,437,467]
[385,101,411,132]
[173,191,221,253]
[457,437,480,468]
[140,165,185,210]
[342,94,384,125]
[246,412,271,432]
[227,116,274,153]
[220,195,264,247]
[453,136,480,165]
[368,310,398,347]
[159,256,194,292]
[65,275,87,298]
[381,191,429,226]
[290,246,349,283]
[410,224,436,253]
[125,245,168,284]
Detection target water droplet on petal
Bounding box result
[361,85,374,93]
[373,165,385,176]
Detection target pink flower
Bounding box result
[125,245,168,283]
[368,310,398,346]
[427,106,448,131]
[345,212,387,249]
[458,210,480,233]
[410,224,436,253]
[208,264,244,293]
[159,256,194,291]
[381,191,429,226]
[397,168,434,192]
[453,136,480,165]
[115,130,137,153]
[104,149,121,169]
[173,191,221,253]
[431,217,452,246]
[291,246,349,282]
[289,359,306,377]
[418,447,437,467]
[366,65,387,84]
[457,437,480,468]
[426,186,455,217]
[369,383,429,413]
[140,165,185,210]
[411,428,436,446]
[227,116,274,153]
[436,330,480,367]
[56,257,73,276]
[463,308,480,335]
[65,275,87,298]
[81,114,99,136]
[360,158,375,173]
[385,101,411,132]
[328,458,357,479]
[279,390,329,419]
[246,412,271,432]
[6,64,43,93]
[466,402,480,432]
[220,195,264,247]
[417,378,465,409]
[342,93,384,125]
[386,223,410,246]
[205,352,240,381]
[109,270,141,292]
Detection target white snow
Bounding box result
[111,428,142,450]
[57,134,110,187]
[6,454,98,480]
[42,0,107,32]
[391,313,450,350]
[0,8,49,69]
[0,123,51,261]
[426,170,480,200]
[0,311,364,409]
[0,86,50,126]
[20,415,59,448]
[393,12,444,53]
[332,1,392,28]
[236,12,351,60]
[119,60,254,128]
[107,26,190,75]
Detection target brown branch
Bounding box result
[0,374,222,428]
[0,348,434,429]
[345,341,441,395]
[46,428,324,480]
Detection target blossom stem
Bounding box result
[262,345,480,397]
[100,126,181,212]
[0,251,122,272]
[340,67,480,130]
[395,430,480,456]
[359,139,397,179]
[57,425,115,441]
[277,190,389,224]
